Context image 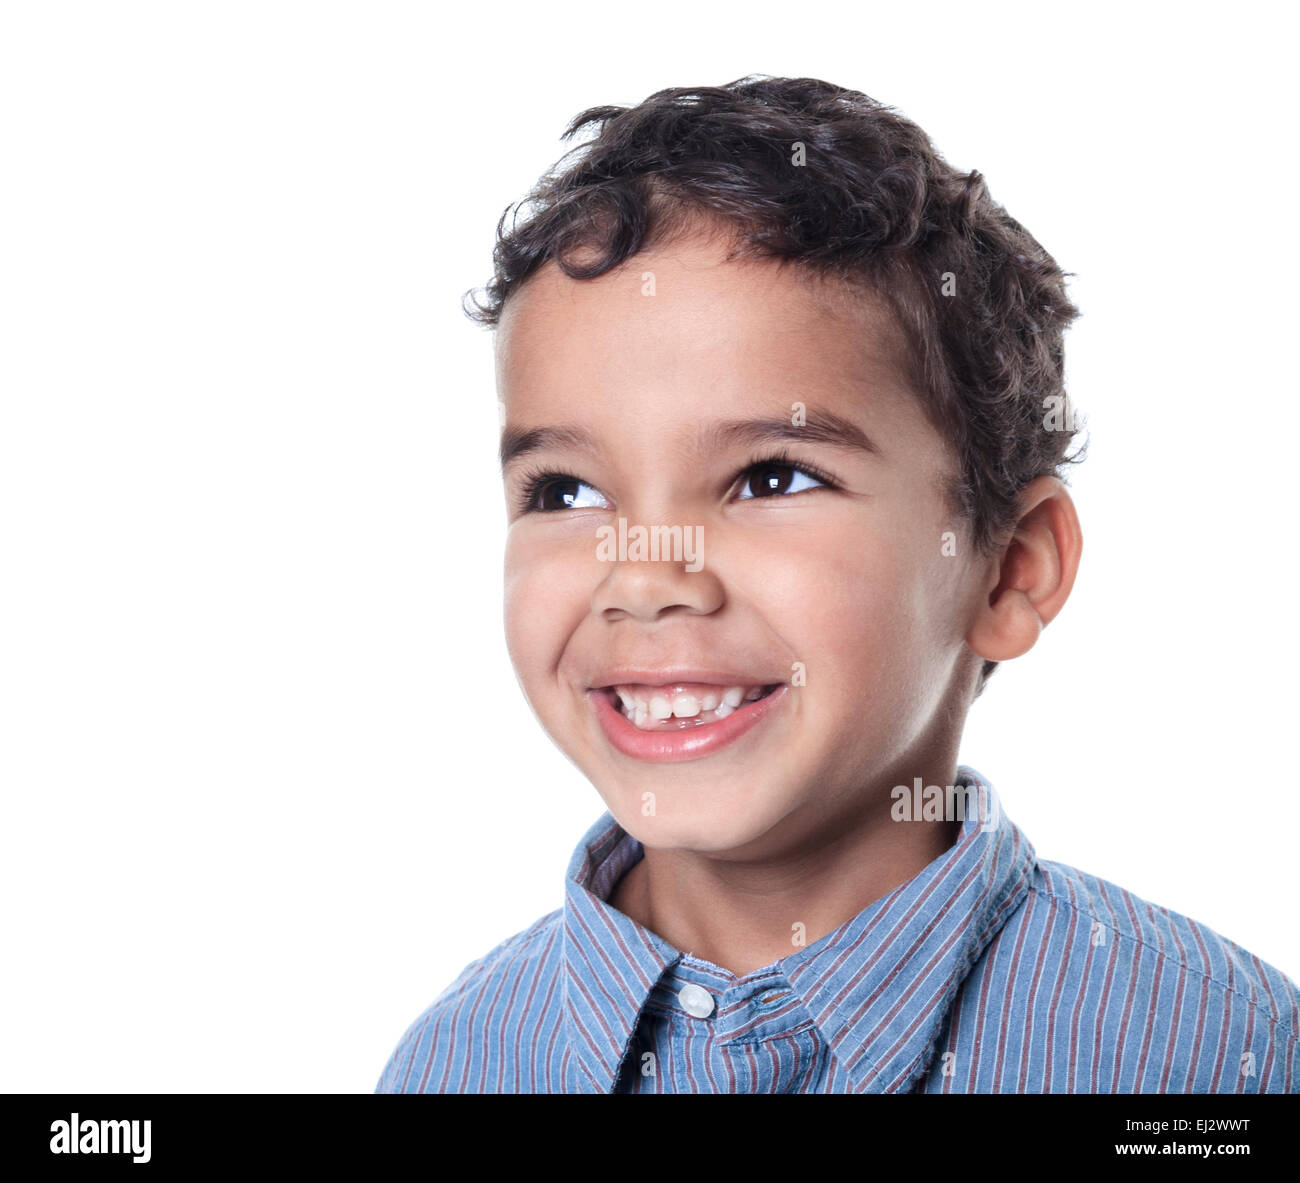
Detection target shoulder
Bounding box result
[970,856,1299,1091]
[374,906,567,1094]
[1028,858,1300,1035]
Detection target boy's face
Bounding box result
[496,231,987,857]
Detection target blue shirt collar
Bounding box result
[561,765,1036,1093]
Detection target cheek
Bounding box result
[503,531,588,685]
[744,514,950,705]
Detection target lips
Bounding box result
[588,679,789,763]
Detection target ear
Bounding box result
[967,476,1082,663]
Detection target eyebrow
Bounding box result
[499,409,880,473]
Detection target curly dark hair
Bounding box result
[465,74,1083,692]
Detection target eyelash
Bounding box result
[512,450,841,515]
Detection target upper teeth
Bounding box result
[611,683,769,728]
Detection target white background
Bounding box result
[2,1,1296,1093]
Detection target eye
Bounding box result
[517,472,610,513]
[735,458,834,500]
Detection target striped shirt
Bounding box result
[375,766,1300,1093]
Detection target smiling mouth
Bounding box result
[599,682,780,731]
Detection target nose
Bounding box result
[590,537,723,623]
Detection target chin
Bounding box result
[599,782,795,855]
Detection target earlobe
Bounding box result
[966,476,1082,665]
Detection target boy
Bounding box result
[376,75,1299,1093]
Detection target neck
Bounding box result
[609,759,964,978]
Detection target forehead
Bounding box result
[493,232,942,468]
[496,233,908,393]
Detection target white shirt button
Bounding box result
[678,983,715,1018]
